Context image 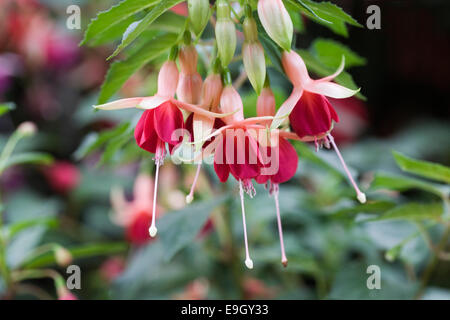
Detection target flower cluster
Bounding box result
[96,0,365,269]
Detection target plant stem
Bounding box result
[415,223,450,299]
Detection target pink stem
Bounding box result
[327,134,366,203]
[186,163,202,203]
[273,185,288,267]
[239,181,253,269]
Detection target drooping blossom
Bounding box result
[110,173,161,245]
[273,50,366,203]
[96,56,231,238]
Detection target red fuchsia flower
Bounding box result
[110,173,162,245]
[254,86,298,267]
[273,50,366,204]
[43,161,80,194]
[95,55,230,238]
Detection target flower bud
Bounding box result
[219,85,244,124]
[17,122,37,136]
[201,73,223,111]
[257,0,293,52]
[188,0,210,36]
[177,45,203,104]
[257,87,276,117]
[54,246,73,267]
[158,60,179,97]
[215,0,236,67]
[243,42,266,95]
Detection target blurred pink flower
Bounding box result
[43,161,81,194]
[110,174,163,245]
[100,257,125,283]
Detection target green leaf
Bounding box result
[0,152,53,173]
[330,201,396,220]
[369,202,443,222]
[23,242,128,268]
[158,195,229,262]
[393,151,450,185]
[73,123,130,160]
[3,217,59,240]
[298,49,365,100]
[371,172,446,197]
[288,0,362,37]
[98,32,178,104]
[312,38,366,69]
[108,0,183,60]
[0,102,15,116]
[80,0,159,46]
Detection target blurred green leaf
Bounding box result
[23,242,128,268]
[369,202,443,222]
[158,196,229,262]
[393,151,450,185]
[108,0,183,59]
[312,38,366,68]
[0,102,15,116]
[81,0,159,46]
[4,217,58,240]
[73,123,130,160]
[330,201,396,220]
[371,172,446,197]
[98,32,178,104]
[0,152,53,173]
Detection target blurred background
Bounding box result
[0,0,449,300]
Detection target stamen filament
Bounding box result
[239,180,253,269]
[273,185,288,267]
[186,163,202,204]
[327,134,366,203]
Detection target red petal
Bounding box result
[289,91,334,137]
[213,135,230,182]
[271,138,298,184]
[134,110,159,153]
[154,101,185,146]
[228,133,260,180]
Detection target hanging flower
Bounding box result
[273,50,366,203]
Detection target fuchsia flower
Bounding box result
[43,161,80,194]
[273,50,366,204]
[110,173,162,245]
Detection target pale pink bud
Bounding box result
[219,85,244,124]
[17,122,37,136]
[257,87,276,117]
[177,73,203,104]
[178,45,199,75]
[201,73,223,111]
[54,246,73,267]
[257,0,293,52]
[157,60,179,97]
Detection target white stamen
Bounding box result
[186,163,202,204]
[273,185,288,267]
[239,181,254,270]
[327,134,366,204]
[149,161,160,238]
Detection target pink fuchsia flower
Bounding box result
[177,44,203,104]
[273,50,366,204]
[57,287,78,300]
[110,173,162,245]
[43,161,80,194]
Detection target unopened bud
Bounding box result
[158,60,179,97]
[257,87,276,117]
[17,122,37,136]
[188,0,210,36]
[54,246,72,267]
[215,0,236,67]
[257,0,293,52]
[243,41,266,95]
[201,73,223,111]
[219,85,244,124]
